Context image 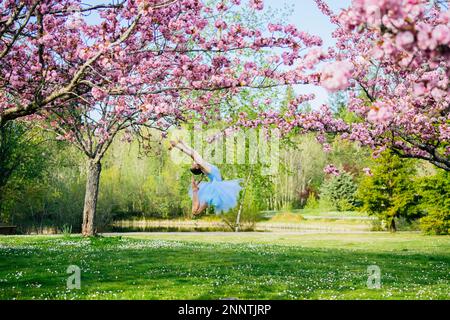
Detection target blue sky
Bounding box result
[265,0,350,47]
[264,0,351,107]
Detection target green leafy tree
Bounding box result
[0,122,50,223]
[2,135,84,232]
[357,152,420,232]
[416,170,450,235]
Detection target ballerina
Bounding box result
[169,139,243,216]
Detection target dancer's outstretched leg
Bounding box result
[170,140,212,175]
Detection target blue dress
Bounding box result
[189,165,243,214]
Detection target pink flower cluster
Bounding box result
[320,61,353,92]
[249,0,264,11]
[367,102,393,124]
[324,165,340,176]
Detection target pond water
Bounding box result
[108,225,235,233]
[107,220,260,233]
[107,219,373,233]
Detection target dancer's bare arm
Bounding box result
[169,140,212,174]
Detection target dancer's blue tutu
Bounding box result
[189,165,243,214]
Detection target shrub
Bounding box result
[304,193,319,209]
[337,198,356,212]
[420,210,450,235]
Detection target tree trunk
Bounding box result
[389,217,397,233]
[235,171,252,232]
[0,191,4,221]
[82,159,102,237]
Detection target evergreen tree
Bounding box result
[357,152,420,232]
[320,172,358,212]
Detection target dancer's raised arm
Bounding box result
[170,140,212,174]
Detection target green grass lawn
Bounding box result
[0,233,449,300]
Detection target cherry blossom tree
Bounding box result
[0,0,142,125]
[244,0,449,171]
[2,0,327,236]
[231,0,449,176]
[1,0,185,235]
[315,0,450,171]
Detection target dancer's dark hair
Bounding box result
[190,167,203,176]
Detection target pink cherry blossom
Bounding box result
[249,0,264,10]
[367,102,393,124]
[396,31,415,48]
[321,61,353,92]
[432,24,450,45]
